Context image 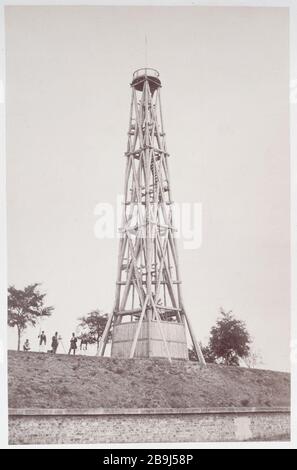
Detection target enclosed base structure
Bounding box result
[111,321,188,359]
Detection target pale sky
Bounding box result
[6,6,290,371]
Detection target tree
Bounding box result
[77,310,110,351]
[7,283,54,351]
[208,308,251,366]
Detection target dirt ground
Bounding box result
[8,350,290,409]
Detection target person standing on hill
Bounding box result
[80,334,88,353]
[38,330,47,353]
[68,332,77,355]
[51,332,59,354]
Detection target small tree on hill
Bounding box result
[78,310,111,351]
[8,283,54,351]
[208,308,251,366]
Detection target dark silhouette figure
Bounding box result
[80,335,88,351]
[38,330,47,352]
[68,333,77,355]
[51,332,59,354]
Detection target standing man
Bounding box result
[38,330,47,352]
[51,332,59,354]
[68,332,78,355]
[80,334,88,353]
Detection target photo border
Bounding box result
[0,0,295,449]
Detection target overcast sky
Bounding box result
[6,5,290,371]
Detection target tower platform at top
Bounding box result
[131,68,161,93]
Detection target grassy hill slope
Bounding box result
[8,351,290,409]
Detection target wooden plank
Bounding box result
[129,295,149,358]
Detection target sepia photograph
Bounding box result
[0,2,294,448]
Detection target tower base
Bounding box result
[111,320,188,359]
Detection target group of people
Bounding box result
[23,331,83,355]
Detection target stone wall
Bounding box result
[9,407,290,445]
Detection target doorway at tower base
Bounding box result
[111,320,189,359]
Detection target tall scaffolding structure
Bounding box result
[99,68,205,363]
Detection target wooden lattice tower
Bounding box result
[99,68,205,363]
